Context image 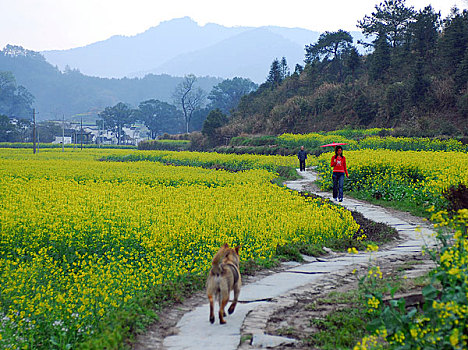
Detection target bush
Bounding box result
[443,183,468,214]
[138,140,191,151]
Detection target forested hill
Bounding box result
[0,45,221,121]
[219,3,468,138]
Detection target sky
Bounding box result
[1,0,467,51]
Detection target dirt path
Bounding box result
[133,169,437,350]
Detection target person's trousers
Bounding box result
[299,160,306,171]
[332,172,344,200]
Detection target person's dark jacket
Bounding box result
[297,150,307,161]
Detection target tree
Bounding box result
[353,94,377,125]
[98,102,134,145]
[0,114,21,142]
[0,71,34,119]
[409,57,430,104]
[345,47,361,79]
[280,57,290,80]
[36,121,63,143]
[369,32,391,81]
[207,77,257,114]
[305,30,354,62]
[173,74,206,133]
[202,109,228,145]
[409,6,441,63]
[438,8,468,76]
[357,0,416,48]
[136,99,182,138]
[455,47,468,93]
[266,58,282,86]
[294,64,304,75]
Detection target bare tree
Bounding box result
[172,74,206,133]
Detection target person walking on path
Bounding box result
[331,146,348,201]
[297,146,307,171]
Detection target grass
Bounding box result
[306,308,371,349]
[271,165,301,186]
[298,263,432,350]
[347,190,432,219]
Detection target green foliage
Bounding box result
[266,58,283,87]
[201,109,228,145]
[222,4,467,139]
[98,103,133,145]
[305,30,354,62]
[136,99,183,138]
[138,139,191,151]
[0,70,34,119]
[0,115,22,142]
[357,0,416,48]
[307,308,371,349]
[357,210,468,349]
[207,77,257,114]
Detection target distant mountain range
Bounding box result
[42,17,367,83]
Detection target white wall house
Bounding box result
[52,136,72,144]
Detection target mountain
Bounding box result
[42,18,369,83]
[42,17,251,79]
[43,18,352,83]
[0,45,221,121]
[142,28,305,83]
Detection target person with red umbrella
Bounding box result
[330,145,349,202]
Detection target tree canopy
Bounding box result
[357,0,416,47]
[98,102,134,144]
[305,30,354,62]
[136,99,183,138]
[0,71,34,119]
[207,77,257,114]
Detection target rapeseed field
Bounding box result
[0,148,357,349]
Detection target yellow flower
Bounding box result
[366,244,379,252]
[450,329,459,347]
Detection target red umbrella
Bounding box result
[319,142,348,147]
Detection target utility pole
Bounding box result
[62,114,65,152]
[80,117,83,150]
[32,108,36,154]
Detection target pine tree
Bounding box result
[455,47,468,93]
[369,33,391,81]
[438,9,468,76]
[266,58,282,87]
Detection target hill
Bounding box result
[0,45,221,121]
[210,5,468,141]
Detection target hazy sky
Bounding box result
[1,0,467,51]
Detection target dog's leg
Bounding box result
[219,293,229,324]
[208,294,215,324]
[228,284,240,314]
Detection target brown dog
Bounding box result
[206,243,242,324]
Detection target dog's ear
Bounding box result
[235,246,241,254]
[222,243,229,249]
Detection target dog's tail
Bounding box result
[211,243,228,275]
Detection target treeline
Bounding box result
[212,1,468,143]
[96,75,257,145]
[0,45,257,142]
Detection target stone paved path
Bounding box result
[136,169,437,350]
